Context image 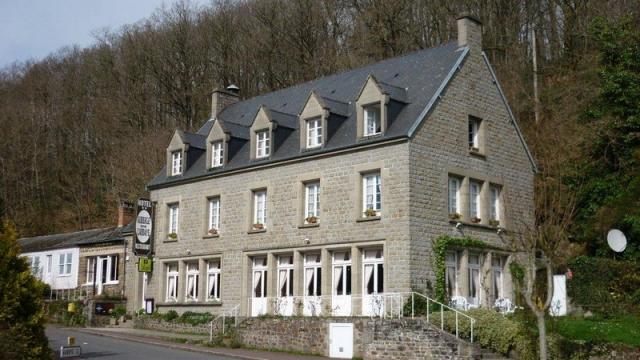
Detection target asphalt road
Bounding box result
[46,326,236,360]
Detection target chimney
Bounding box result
[457,14,482,51]
[117,200,135,228]
[211,85,240,119]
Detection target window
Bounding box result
[469,180,482,220]
[185,263,199,301]
[490,185,501,222]
[58,252,72,276]
[207,260,221,301]
[86,257,96,284]
[468,254,481,305]
[171,151,183,175]
[304,254,321,296]
[306,118,322,148]
[46,255,52,275]
[278,255,294,298]
[304,182,320,223]
[256,130,270,158]
[168,203,179,235]
[448,177,461,216]
[166,264,179,302]
[253,190,267,227]
[362,172,381,216]
[445,252,458,297]
[252,257,268,298]
[30,256,41,277]
[363,249,384,295]
[108,255,119,282]
[469,117,481,151]
[332,251,351,296]
[363,104,381,136]
[208,197,221,232]
[492,256,504,300]
[211,141,224,167]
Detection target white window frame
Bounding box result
[362,172,381,216]
[206,260,221,301]
[306,117,322,148]
[256,130,270,158]
[332,251,352,296]
[252,257,268,298]
[363,104,381,136]
[107,255,119,283]
[208,197,221,231]
[304,254,322,297]
[490,185,501,222]
[166,263,179,302]
[492,256,504,300]
[168,203,179,235]
[58,252,72,276]
[469,180,482,219]
[253,190,267,227]
[211,141,224,167]
[468,254,482,306]
[277,255,294,298]
[445,251,458,297]
[448,177,461,215]
[31,256,41,278]
[171,150,183,176]
[469,117,480,150]
[304,182,320,222]
[86,257,96,284]
[185,262,199,302]
[363,249,384,295]
[45,254,52,276]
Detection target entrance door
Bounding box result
[329,323,354,358]
[362,249,384,317]
[332,251,351,316]
[96,256,108,295]
[276,255,294,316]
[251,257,268,316]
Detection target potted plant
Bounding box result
[208,228,218,235]
[364,208,378,217]
[252,222,264,230]
[168,232,178,240]
[489,219,500,227]
[305,216,318,224]
[470,146,480,153]
[471,216,482,224]
[448,213,462,220]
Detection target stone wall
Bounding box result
[134,316,215,335]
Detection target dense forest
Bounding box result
[0,0,638,260]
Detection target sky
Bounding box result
[0,0,208,67]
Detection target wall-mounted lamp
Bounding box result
[455,222,463,229]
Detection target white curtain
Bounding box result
[334,267,343,294]
[279,269,287,297]
[253,271,262,297]
[364,264,374,294]
[305,268,315,296]
[168,277,176,299]
[208,274,216,298]
[187,276,195,298]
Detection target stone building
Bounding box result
[129,16,535,317]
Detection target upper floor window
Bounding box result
[362,172,381,217]
[211,141,224,167]
[469,180,482,221]
[168,203,179,236]
[490,185,501,223]
[363,104,382,136]
[305,182,320,223]
[171,151,183,176]
[256,130,270,158]
[306,118,322,148]
[253,190,267,228]
[448,176,461,217]
[208,197,221,233]
[468,116,482,153]
[58,252,72,276]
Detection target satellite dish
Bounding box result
[607,229,627,253]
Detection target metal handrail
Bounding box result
[406,292,475,343]
[209,304,239,342]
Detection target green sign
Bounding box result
[138,257,153,273]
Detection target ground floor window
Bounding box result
[445,251,458,297]
[185,262,199,301]
[363,249,383,295]
[492,256,504,300]
[278,255,294,297]
[468,254,482,305]
[207,260,221,301]
[332,251,352,296]
[304,254,321,296]
[252,257,268,298]
[166,264,179,302]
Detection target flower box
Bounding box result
[489,219,500,227]
[252,223,264,230]
[167,232,178,240]
[448,213,462,220]
[208,228,218,235]
[305,216,318,224]
[471,217,482,224]
[364,208,378,217]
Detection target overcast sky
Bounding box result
[0,0,208,68]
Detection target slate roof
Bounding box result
[149,41,468,189]
[18,223,133,253]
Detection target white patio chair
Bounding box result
[494,297,515,314]
[449,296,469,311]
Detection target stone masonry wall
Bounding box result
[134,316,215,335]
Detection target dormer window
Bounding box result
[364,104,382,136]
[211,141,224,167]
[171,151,182,175]
[306,118,322,148]
[256,130,270,158]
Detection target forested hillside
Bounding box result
[0,0,637,259]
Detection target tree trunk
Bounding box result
[536,310,548,360]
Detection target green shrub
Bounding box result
[112,305,126,318]
[163,310,179,322]
[438,308,536,359]
[178,311,213,325]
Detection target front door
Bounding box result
[96,256,108,295]
[329,323,354,358]
[276,255,294,316]
[251,257,268,316]
[332,251,352,316]
[362,249,384,317]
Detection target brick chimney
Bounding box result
[457,14,482,51]
[117,200,135,228]
[211,85,240,119]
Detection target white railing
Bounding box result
[209,304,239,342]
[407,292,475,343]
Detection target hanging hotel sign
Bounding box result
[138,257,153,273]
[134,198,154,256]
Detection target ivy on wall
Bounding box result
[432,235,503,303]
